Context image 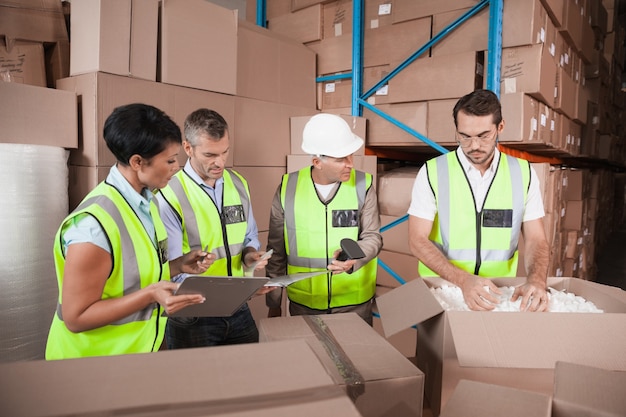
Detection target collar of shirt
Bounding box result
[108,164,154,210]
[455,146,501,177]
[107,164,156,244]
[183,159,224,191]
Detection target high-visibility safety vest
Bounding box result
[418,152,531,277]
[159,169,250,276]
[281,167,377,310]
[46,183,170,360]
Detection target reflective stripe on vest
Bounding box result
[281,167,376,309]
[160,169,249,275]
[46,183,168,360]
[419,152,529,277]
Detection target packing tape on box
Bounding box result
[303,315,365,401]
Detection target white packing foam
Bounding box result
[430,285,604,312]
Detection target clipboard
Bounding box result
[166,275,269,318]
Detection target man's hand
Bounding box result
[328,249,356,274]
[511,282,548,312]
[459,274,502,311]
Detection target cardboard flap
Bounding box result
[447,312,626,369]
[552,362,626,417]
[0,339,338,417]
[258,314,422,383]
[376,278,444,337]
[440,379,551,417]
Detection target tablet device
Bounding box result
[167,275,269,317]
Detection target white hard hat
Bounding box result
[301,113,364,158]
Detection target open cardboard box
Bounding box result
[258,312,424,417]
[0,339,363,417]
[376,277,626,416]
[440,362,626,417]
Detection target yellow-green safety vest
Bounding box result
[159,169,250,276]
[46,183,170,360]
[418,152,530,277]
[281,167,377,310]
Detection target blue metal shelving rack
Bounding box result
[256,0,504,287]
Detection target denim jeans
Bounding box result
[165,303,259,349]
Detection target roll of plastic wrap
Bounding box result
[0,144,69,362]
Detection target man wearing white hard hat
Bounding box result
[265,113,383,325]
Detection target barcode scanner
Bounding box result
[336,238,365,261]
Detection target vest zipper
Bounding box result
[325,204,332,309]
[474,210,482,275]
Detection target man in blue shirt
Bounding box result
[157,108,273,348]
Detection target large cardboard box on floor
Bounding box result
[70,0,159,80]
[259,313,424,417]
[0,339,364,417]
[376,277,626,416]
[0,81,77,148]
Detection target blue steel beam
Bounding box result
[352,0,364,116]
[359,99,449,154]
[486,0,503,96]
[256,0,266,27]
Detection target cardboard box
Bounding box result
[258,313,425,417]
[364,102,428,146]
[426,99,459,145]
[500,92,540,143]
[0,81,77,148]
[376,277,626,416]
[380,215,412,256]
[231,166,286,232]
[289,114,366,156]
[0,339,364,417]
[268,3,322,43]
[68,165,111,211]
[70,0,159,80]
[233,97,316,167]
[0,0,69,87]
[501,43,558,105]
[388,51,484,104]
[57,72,237,167]
[0,40,46,86]
[238,21,316,108]
[363,17,431,68]
[377,167,419,217]
[440,379,552,417]
[376,249,419,289]
[306,34,353,74]
[555,67,578,120]
[160,0,238,95]
[391,0,478,24]
[552,362,626,417]
[432,0,548,56]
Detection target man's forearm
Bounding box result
[410,235,470,285]
[524,240,549,287]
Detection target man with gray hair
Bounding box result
[157,108,274,348]
[265,113,382,325]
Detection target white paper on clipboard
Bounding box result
[264,271,328,287]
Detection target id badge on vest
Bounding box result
[482,209,513,228]
[157,238,169,264]
[222,204,245,224]
[332,209,359,227]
